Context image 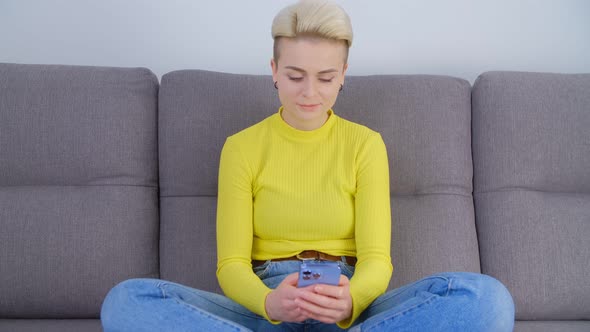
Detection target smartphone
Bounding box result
[297,260,341,288]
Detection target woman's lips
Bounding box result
[297,103,320,111]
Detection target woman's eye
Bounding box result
[319,78,334,83]
[288,77,303,81]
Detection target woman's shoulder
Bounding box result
[335,115,383,142]
[225,114,275,145]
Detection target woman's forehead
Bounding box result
[277,35,346,51]
[276,38,347,70]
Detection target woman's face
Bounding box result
[271,37,348,131]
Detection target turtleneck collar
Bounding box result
[271,106,338,142]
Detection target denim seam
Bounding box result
[157,282,264,321]
[363,294,440,332]
[169,296,248,332]
[369,275,450,308]
[338,260,355,276]
[446,278,453,297]
[156,280,251,331]
[362,276,451,331]
[156,281,167,298]
[254,261,272,279]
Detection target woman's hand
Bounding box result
[264,273,309,322]
[295,275,353,324]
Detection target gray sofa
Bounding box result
[0,62,588,331]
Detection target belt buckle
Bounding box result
[296,251,320,262]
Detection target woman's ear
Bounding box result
[342,63,348,84]
[270,58,278,82]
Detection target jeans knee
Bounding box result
[429,272,514,331]
[481,274,515,321]
[101,278,160,330]
[461,273,515,331]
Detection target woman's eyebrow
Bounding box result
[284,66,338,74]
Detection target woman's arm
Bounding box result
[216,138,277,321]
[341,132,393,328]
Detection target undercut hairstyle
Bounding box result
[271,0,353,64]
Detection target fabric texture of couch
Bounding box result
[0,62,588,331]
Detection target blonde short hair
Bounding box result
[271,0,353,63]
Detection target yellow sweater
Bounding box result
[216,107,393,328]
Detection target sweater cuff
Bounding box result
[260,289,282,325]
[336,297,362,329]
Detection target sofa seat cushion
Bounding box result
[515,320,590,332]
[0,319,102,332]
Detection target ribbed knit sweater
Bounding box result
[216,107,392,328]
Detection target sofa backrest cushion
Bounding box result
[0,63,160,318]
[333,75,480,288]
[158,70,278,293]
[472,71,590,320]
[158,70,479,292]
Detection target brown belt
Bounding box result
[252,250,357,268]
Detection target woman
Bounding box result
[101,1,515,331]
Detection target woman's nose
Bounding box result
[301,79,318,97]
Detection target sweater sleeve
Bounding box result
[216,138,278,323]
[338,133,393,329]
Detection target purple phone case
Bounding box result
[297,260,341,287]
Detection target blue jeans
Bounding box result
[101,260,515,331]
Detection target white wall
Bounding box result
[1,0,589,83]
